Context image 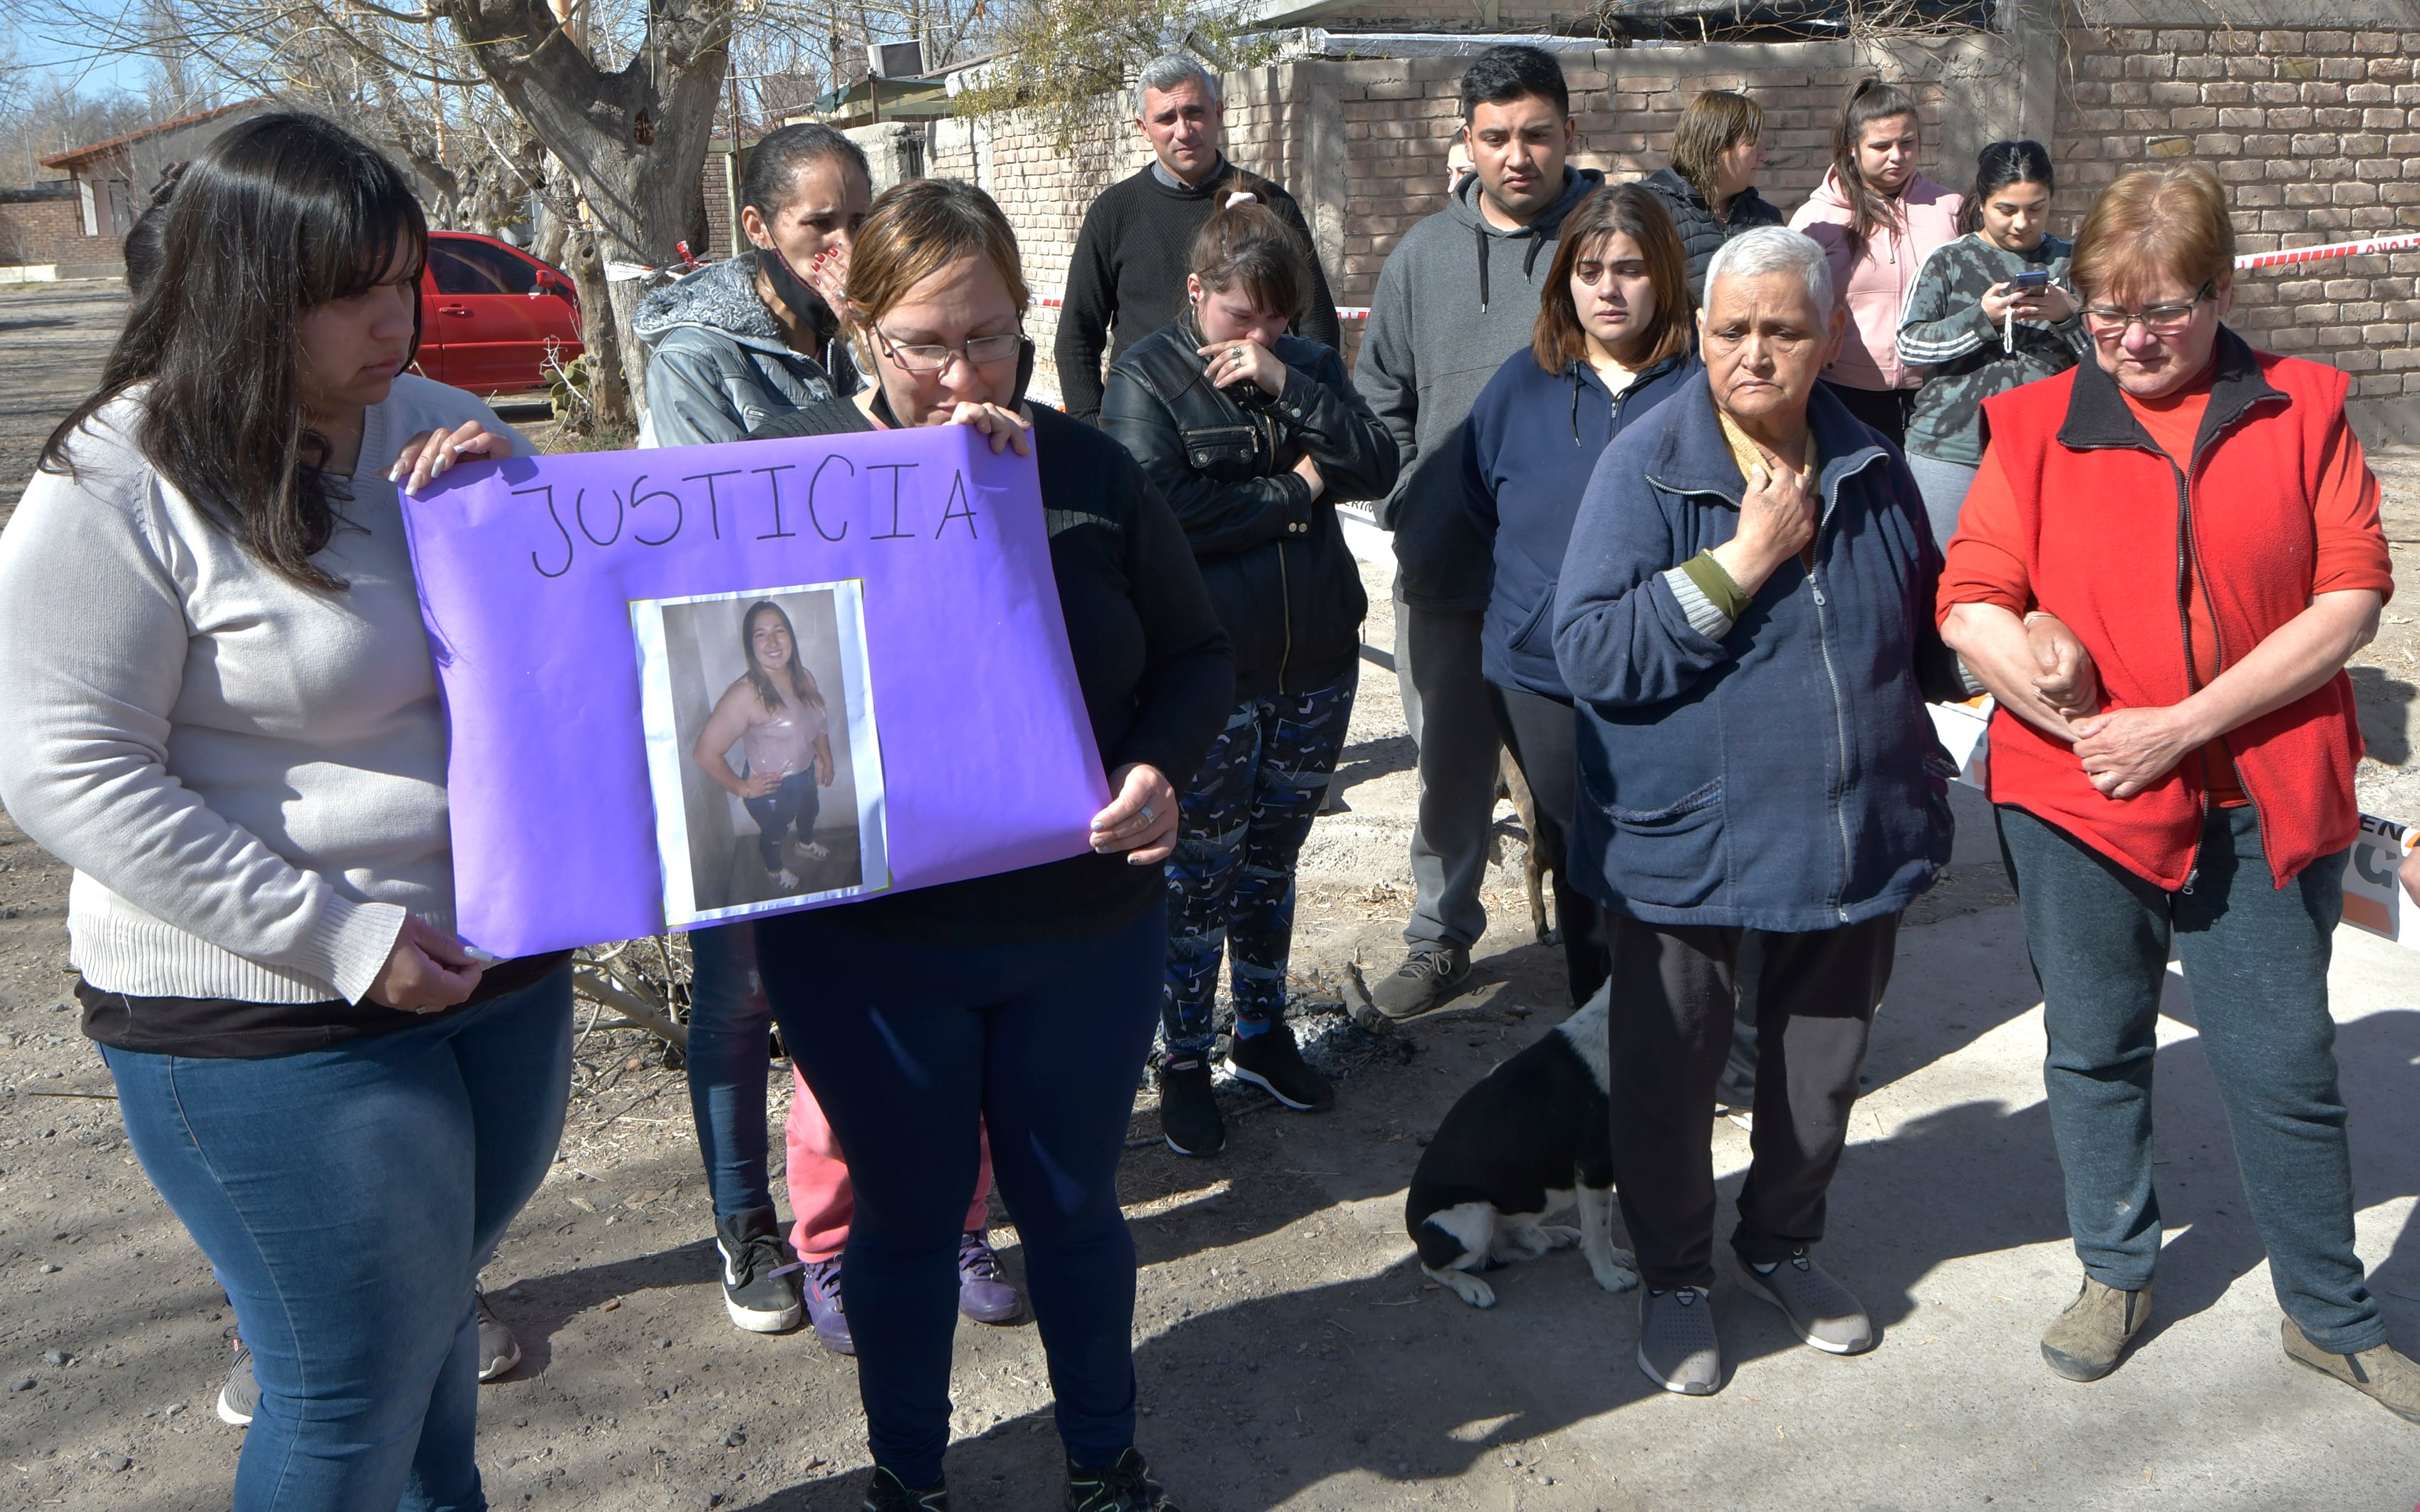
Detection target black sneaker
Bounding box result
[715,1207,804,1333]
[1157,1058,1224,1157]
[862,1466,948,1510]
[1227,1026,1334,1110]
[216,1336,258,1426]
[1065,1448,1176,1511]
[1367,944,1472,1021]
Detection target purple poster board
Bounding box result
[402,425,1107,956]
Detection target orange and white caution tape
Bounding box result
[2234,231,2420,270]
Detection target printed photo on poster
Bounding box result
[633,581,888,926]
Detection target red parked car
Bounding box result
[416,231,583,397]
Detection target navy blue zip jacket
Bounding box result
[1550,375,1963,931]
[1461,343,1699,700]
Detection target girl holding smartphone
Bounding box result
[1896,139,2089,541]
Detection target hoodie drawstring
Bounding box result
[1524,236,1547,280]
[1475,221,1491,312]
[1569,367,1584,445]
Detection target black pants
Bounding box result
[1485,681,1607,1008]
[1822,381,1915,451]
[1607,912,1900,1289]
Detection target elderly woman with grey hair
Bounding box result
[1552,224,1963,1397]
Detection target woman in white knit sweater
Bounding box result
[0,113,572,1512]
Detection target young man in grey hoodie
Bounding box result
[1355,44,1604,1018]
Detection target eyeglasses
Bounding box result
[2082,283,2213,340]
[874,326,1027,374]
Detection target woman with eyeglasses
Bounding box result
[1939,165,2416,1420]
[749,177,1232,1511]
[1098,201,1398,1158]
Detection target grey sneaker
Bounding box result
[1636,1286,1722,1395]
[473,1288,521,1382]
[2282,1318,2420,1424]
[2040,1276,2152,1382]
[1739,1248,1874,1355]
[216,1336,258,1426]
[1367,944,1472,1021]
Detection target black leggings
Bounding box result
[1823,381,1915,451]
[1485,680,1609,1009]
[742,771,819,872]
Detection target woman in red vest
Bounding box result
[1938,165,2415,1422]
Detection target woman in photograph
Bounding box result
[1461,182,1699,1011]
[1639,89,1783,304]
[0,112,568,1511]
[692,598,836,892]
[1789,77,1963,447]
[748,176,1232,1512]
[1099,200,1398,1158]
[1895,139,2084,540]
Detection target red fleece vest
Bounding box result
[1977,350,2362,889]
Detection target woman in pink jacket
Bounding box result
[1788,78,1963,448]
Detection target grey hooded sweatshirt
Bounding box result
[633,252,858,447]
[1354,165,1604,611]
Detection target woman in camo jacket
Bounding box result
[1896,140,2089,542]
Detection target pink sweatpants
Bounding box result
[784,1063,993,1263]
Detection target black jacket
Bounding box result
[1101,320,1399,701]
[1639,167,1784,305]
[751,393,1235,943]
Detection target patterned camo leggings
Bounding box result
[1160,668,1357,1062]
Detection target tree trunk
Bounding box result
[563,223,633,428]
[436,1,733,432]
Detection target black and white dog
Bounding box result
[1404,991,1638,1308]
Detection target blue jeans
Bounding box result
[754,903,1166,1487]
[685,922,774,1220]
[1162,672,1356,1060]
[1998,803,2385,1352]
[101,971,573,1512]
[743,771,820,875]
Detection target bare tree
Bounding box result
[950,0,1278,149]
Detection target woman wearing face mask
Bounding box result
[1896,140,2085,541]
[0,112,568,1511]
[1639,90,1783,305]
[749,177,1232,1512]
[1460,183,1699,1008]
[635,121,871,446]
[1789,78,1963,448]
[1096,202,1398,1158]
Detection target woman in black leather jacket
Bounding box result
[1101,201,1398,1159]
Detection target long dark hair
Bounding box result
[742,600,826,715]
[39,112,427,591]
[1533,184,1692,370]
[1957,138,2055,236]
[1186,201,1309,321]
[1827,78,1922,259]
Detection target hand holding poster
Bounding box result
[403,425,1107,956]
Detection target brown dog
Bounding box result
[1493,753,1557,943]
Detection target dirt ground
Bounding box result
[2,278,2418,1511]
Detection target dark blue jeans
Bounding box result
[1162,670,1356,1059]
[744,771,820,875]
[1998,803,2384,1352]
[101,971,573,1511]
[755,903,1165,1487]
[684,922,774,1221]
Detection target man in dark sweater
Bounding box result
[1053,53,1341,421]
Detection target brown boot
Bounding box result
[2282,1319,2420,1424]
[2040,1276,2153,1382]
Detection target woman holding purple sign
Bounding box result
[746,177,1232,1512]
[0,113,570,1511]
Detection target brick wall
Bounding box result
[932,36,2022,393]
[2052,20,2420,404]
[0,194,115,268]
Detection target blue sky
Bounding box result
[11,14,161,99]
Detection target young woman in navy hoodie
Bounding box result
[1461,183,1700,1006]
